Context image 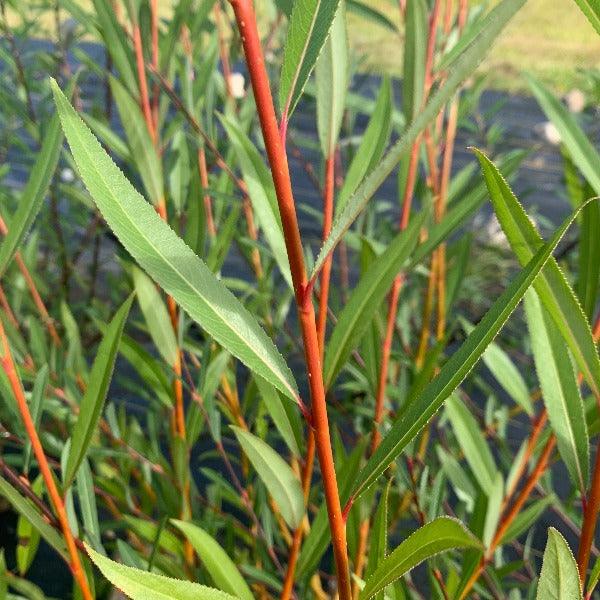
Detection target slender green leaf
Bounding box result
[524,290,589,492]
[23,365,48,475]
[536,528,582,600]
[316,1,349,157]
[527,75,600,195]
[402,0,427,123]
[168,130,190,215]
[336,78,392,216]
[0,114,62,277]
[0,476,68,561]
[578,197,600,320]
[65,295,134,485]
[51,79,299,403]
[311,0,525,278]
[349,203,586,501]
[255,375,301,457]
[219,115,293,287]
[474,149,600,398]
[445,394,498,496]
[132,265,178,367]
[571,0,600,37]
[16,478,43,575]
[360,518,481,599]
[85,545,236,600]
[172,520,253,600]
[346,0,397,32]
[587,555,600,597]
[279,0,342,119]
[500,495,555,545]
[324,209,424,387]
[231,427,304,529]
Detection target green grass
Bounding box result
[349,0,600,92]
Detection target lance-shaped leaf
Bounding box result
[348,203,586,502]
[316,1,348,157]
[85,545,236,600]
[360,518,481,599]
[324,208,424,388]
[51,79,298,403]
[0,113,62,277]
[527,74,600,195]
[336,78,392,216]
[0,476,68,561]
[279,0,342,120]
[255,374,301,457]
[132,265,178,367]
[571,0,600,36]
[219,114,293,287]
[524,290,589,492]
[578,199,600,320]
[310,0,525,279]
[231,427,304,529]
[402,0,427,123]
[474,149,600,398]
[172,521,253,600]
[445,394,498,496]
[536,528,583,600]
[65,295,134,485]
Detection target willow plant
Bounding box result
[1,0,600,599]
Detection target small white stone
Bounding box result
[541,121,562,146]
[60,167,75,182]
[228,72,246,99]
[565,89,585,113]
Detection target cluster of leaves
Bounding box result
[0,0,599,599]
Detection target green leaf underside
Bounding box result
[51,79,299,404]
[324,208,424,387]
[65,294,133,485]
[349,200,588,501]
[474,149,600,399]
[86,545,237,600]
[279,0,342,118]
[0,113,63,277]
[360,517,481,599]
[0,476,68,560]
[536,528,582,600]
[524,290,589,492]
[171,521,253,600]
[311,0,526,278]
[231,427,305,529]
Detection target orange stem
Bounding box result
[0,319,93,600]
[228,0,351,595]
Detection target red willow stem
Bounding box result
[282,153,335,599]
[132,20,156,146]
[577,320,600,585]
[0,319,93,600]
[227,0,351,596]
